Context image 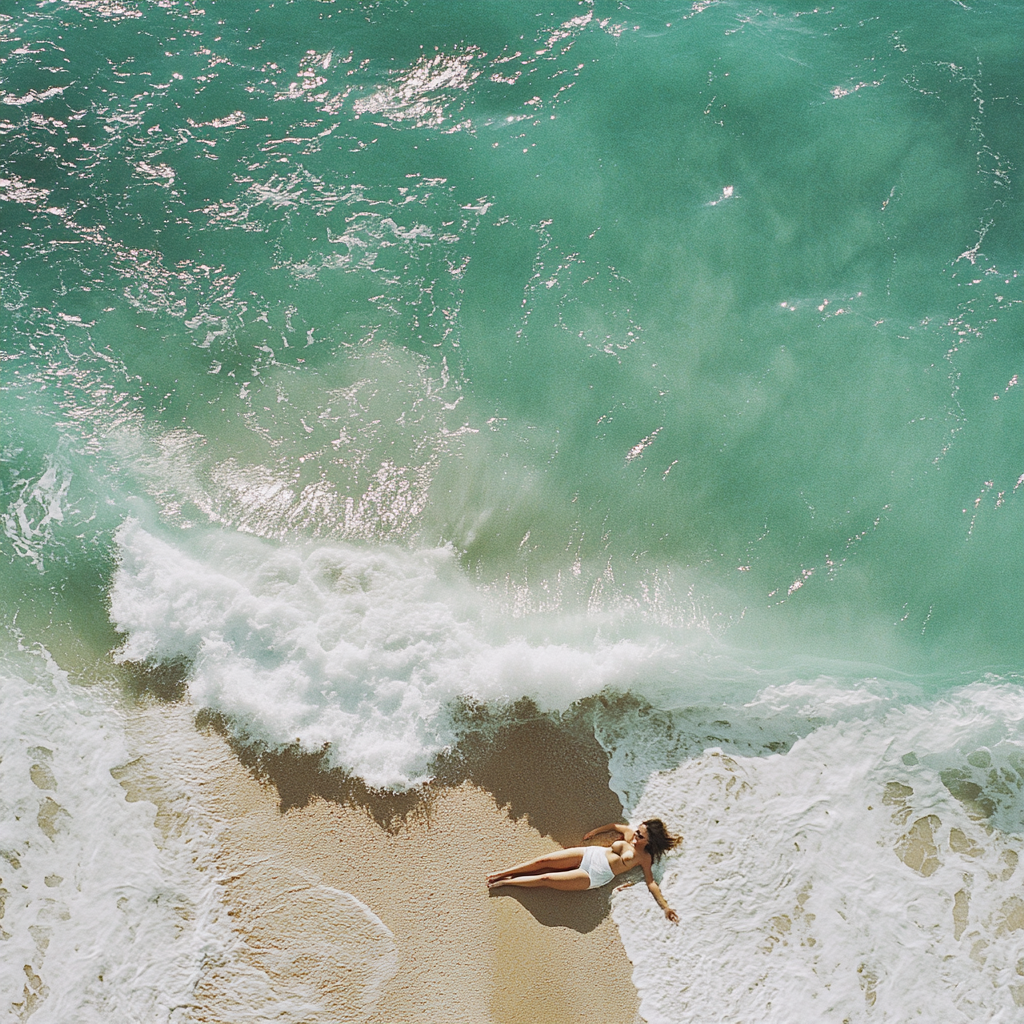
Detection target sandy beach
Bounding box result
[124,701,642,1023]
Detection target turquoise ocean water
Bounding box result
[2,2,1022,1020]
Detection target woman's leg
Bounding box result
[487,869,591,891]
[486,847,584,884]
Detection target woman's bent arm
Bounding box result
[583,822,630,841]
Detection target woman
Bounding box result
[486,819,681,923]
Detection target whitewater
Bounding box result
[1,1,1022,1021]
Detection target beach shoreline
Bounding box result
[124,700,643,1023]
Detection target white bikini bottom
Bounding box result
[580,846,615,889]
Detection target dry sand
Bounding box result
[126,702,643,1023]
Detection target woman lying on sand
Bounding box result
[486,820,681,922]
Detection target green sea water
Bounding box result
[1,3,1023,1016]
[3,0,1020,681]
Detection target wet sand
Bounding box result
[127,702,642,1023]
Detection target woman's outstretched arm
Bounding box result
[646,878,679,923]
[612,872,679,923]
[640,862,678,923]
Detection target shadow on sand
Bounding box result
[194,699,626,933]
[122,661,628,933]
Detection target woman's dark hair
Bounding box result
[642,818,682,863]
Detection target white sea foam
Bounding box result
[591,673,917,815]
[0,453,75,571]
[612,684,1024,1023]
[110,519,723,788]
[108,519,962,796]
[0,640,396,1023]
[0,643,218,1022]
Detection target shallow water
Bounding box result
[2,1,1022,1020]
